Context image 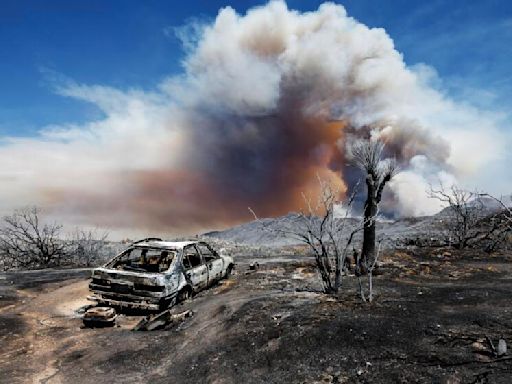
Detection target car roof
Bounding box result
[133,240,200,250]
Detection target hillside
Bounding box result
[204,213,447,249]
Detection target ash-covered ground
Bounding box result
[203,212,451,248]
[1,245,511,383]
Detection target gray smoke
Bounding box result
[0,1,506,235]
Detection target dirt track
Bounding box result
[1,251,512,383]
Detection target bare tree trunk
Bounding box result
[314,250,333,293]
[361,178,377,273]
[334,254,342,293]
[357,275,366,302]
[368,270,373,303]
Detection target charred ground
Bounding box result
[0,248,511,384]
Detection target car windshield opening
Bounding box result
[109,248,176,273]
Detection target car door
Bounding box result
[182,245,208,291]
[197,243,223,285]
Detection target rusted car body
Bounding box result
[88,240,234,311]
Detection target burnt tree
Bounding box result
[428,186,512,251]
[428,184,482,249]
[249,177,363,294]
[0,206,65,269]
[349,139,397,272]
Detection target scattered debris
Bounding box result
[319,372,334,383]
[82,306,117,328]
[249,262,259,270]
[133,309,194,331]
[75,304,95,315]
[497,338,507,357]
[441,373,461,384]
[480,336,509,359]
[471,340,487,352]
[245,262,260,275]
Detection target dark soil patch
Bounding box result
[1,250,511,383]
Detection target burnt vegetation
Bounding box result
[0,206,111,270]
[251,137,399,302]
[428,184,512,252]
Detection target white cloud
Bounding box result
[0,0,509,236]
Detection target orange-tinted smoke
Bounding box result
[44,116,348,233]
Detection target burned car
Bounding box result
[88,239,234,311]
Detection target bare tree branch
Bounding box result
[67,228,109,267]
[428,185,512,251]
[0,207,65,269]
[250,177,363,294]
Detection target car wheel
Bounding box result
[177,288,191,303]
[159,296,177,311]
[225,264,233,278]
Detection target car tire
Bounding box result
[225,264,233,278]
[177,287,191,303]
[159,296,176,311]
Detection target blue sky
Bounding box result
[1,0,511,137]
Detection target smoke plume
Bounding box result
[0,1,507,235]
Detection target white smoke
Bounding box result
[0,1,508,235]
